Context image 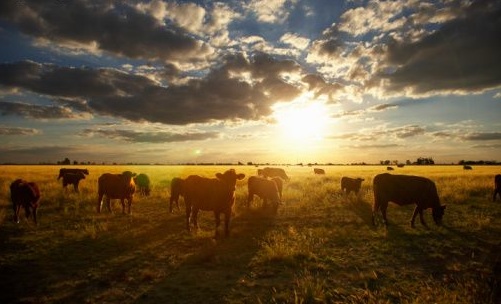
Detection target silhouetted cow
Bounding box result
[58,168,89,180]
[97,171,136,214]
[463,165,473,170]
[341,177,364,195]
[258,167,289,181]
[169,177,184,213]
[183,169,245,237]
[10,179,41,224]
[387,166,394,171]
[61,172,86,192]
[134,173,151,196]
[247,176,280,212]
[372,173,446,228]
[494,174,501,202]
[314,168,325,174]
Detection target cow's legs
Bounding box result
[185,200,191,231]
[224,211,231,237]
[106,198,112,212]
[13,203,20,223]
[73,183,79,193]
[246,192,253,208]
[380,202,389,227]
[494,189,500,202]
[214,212,221,237]
[191,208,199,229]
[410,206,428,228]
[120,199,126,214]
[127,198,132,214]
[97,193,104,212]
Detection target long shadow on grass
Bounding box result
[134,208,278,304]
[344,196,375,227]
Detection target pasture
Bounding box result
[0,165,500,303]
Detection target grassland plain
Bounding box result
[0,165,500,304]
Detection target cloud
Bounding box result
[331,124,426,141]
[280,32,310,49]
[246,0,291,24]
[0,100,91,119]
[0,53,303,125]
[81,128,220,143]
[461,132,501,141]
[0,126,39,135]
[0,0,212,63]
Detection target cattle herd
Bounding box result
[8,167,501,237]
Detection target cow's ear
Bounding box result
[216,173,223,179]
[237,174,245,180]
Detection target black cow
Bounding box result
[494,174,501,202]
[10,179,41,224]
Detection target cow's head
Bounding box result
[432,205,446,225]
[216,169,245,190]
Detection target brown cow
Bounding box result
[341,177,364,195]
[494,174,501,202]
[314,168,325,174]
[247,176,281,212]
[258,167,289,181]
[10,179,41,224]
[169,177,184,213]
[62,172,86,192]
[97,171,136,214]
[58,168,89,180]
[372,173,446,228]
[183,169,245,237]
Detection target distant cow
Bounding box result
[10,179,41,224]
[61,172,86,192]
[134,173,151,196]
[258,167,289,181]
[97,171,136,214]
[494,175,501,202]
[314,168,325,175]
[463,165,473,170]
[247,176,281,212]
[372,173,446,228]
[387,166,394,171]
[341,177,364,195]
[169,177,184,213]
[58,168,89,180]
[183,169,245,237]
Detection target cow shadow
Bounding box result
[344,196,375,228]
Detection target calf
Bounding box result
[10,179,41,224]
[341,177,364,195]
[169,177,184,213]
[134,173,151,196]
[314,168,325,174]
[372,173,446,228]
[183,169,245,237]
[97,171,136,214]
[58,168,89,180]
[247,176,281,212]
[494,174,501,202]
[62,172,86,192]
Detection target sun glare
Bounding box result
[273,97,331,142]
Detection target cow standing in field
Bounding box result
[258,167,289,181]
[183,169,245,237]
[10,179,41,224]
[58,168,89,180]
[463,165,473,170]
[61,172,86,192]
[372,173,446,228]
[341,177,364,195]
[247,176,281,212]
[314,168,325,175]
[97,171,136,214]
[134,173,151,196]
[169,177,184,213]
[494,175,501,202]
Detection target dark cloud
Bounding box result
[0,100,90,119]
[0,0,210,62]
[81,128,219,143]
[376,1,501,95]
[462,132,501,141]
[0,126,39,135]
[0,53,303,125]
[302,74,342,102]
[331,124,426,141]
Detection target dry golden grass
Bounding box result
[0,165,500,303]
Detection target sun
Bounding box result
[272,96,330,142]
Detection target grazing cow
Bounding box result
[341,177,364,195]
[372,173,446,228]
[387,166,394,171]
[271,177,283,199]
[183,169,245,237]
[314,168,325,175]
[10,179,41,224]
[97,171,136,214]
[247,176,281,212]
[169,177,184,213]
[61,172,85,192]
[463,165,473,170]
[258,167,289,181]
[134,173,151,196]
[494,175,501,202]
[58,168,89,180]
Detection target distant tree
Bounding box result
[73,160,78,165]
[62,157,70,165]
[406,160,411,165]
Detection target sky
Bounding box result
[0,0,500,165]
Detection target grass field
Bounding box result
[0,165,500,304]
